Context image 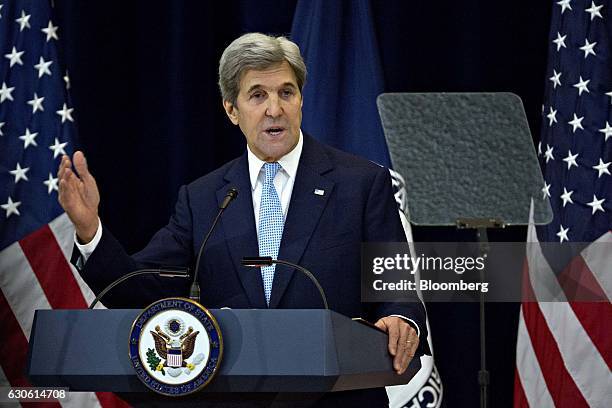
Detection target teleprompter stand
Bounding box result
[377,93,552,408]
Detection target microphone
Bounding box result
[190,188,238,301]
[241,256,329,309]
[88,268,190,309]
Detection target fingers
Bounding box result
[57,154,71,180]
[395,329,419,375]
[72,151,92,181]
[58,154,83,210]
[375,316,419,375]
[58,166,81,209]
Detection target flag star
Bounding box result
[542,182,552,199]
[0,82,15,103]
[599,122,612,141]
[573,76,590,95]
[63,71,71,89]
[19,128,38,149]
[579,39,597,58]
[537,141,542,156]
[56,103,75,123]
[593,159,611,177]
[41,20,59,42]
[9,163,30,183]
[553,32,567,51]
[546,107,558,126]
[568,114,584,132]
[560,188,574,207]
[556,224,570,243]
[607,91,612,104]
[15,10,31,31]
[0,122,4,136]
[27,93,45,113]
[549,70,562,88]
[587,195,605,214]
[544,144,555,163]
[43,173,59,194]
[34,56,53,78]
[4,46,24,67]
[49,138,68,158]
[585,1,603,20]
[0,4,3,19]
[1,197,21,218]
[557,0,572,14]
[563,150,579,169]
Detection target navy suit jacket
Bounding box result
[77,132,429,356]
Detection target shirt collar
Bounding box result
[247,130,303,190]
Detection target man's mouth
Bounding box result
[264,126,286,136]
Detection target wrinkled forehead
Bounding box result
[238,61,299,93]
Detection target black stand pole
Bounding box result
[477,227,490,408]
[456,218,503,408]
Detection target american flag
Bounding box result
[0,1,127,407]
[514,1,612,407]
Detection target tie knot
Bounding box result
[263,162,281,184]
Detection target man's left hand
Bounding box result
[374,316,419,375]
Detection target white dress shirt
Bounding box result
[248,131,303,232]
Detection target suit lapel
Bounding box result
[218,154,267,309]
[269,135,335,308]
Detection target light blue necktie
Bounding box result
[258,162,284,305]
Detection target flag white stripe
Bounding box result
[526,226,612,407]
[0,242,52,338]
[515,309,555,408]
[526,225,567,302]
[48,213,100,307]
[538,301,612,406]
[60,391,103,408]
[580,231,612,301]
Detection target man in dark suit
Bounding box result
[58,33,428,406]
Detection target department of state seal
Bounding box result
[128,298,222,396]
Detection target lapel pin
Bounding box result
[314,189,325,196]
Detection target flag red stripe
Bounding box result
[569,301,612,370]
[522,278,589,407]
[19,225,88,309]
[0,290,61,408]
[512,368,529,408]
[558,255,612,370]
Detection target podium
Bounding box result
[27,308,420,399]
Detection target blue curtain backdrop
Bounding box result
[291,0,391,166]
[50,1,552,406]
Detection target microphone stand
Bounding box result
[241,256,329,309]
[189,188,238,301]
[88,268,190,309]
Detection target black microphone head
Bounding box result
[241,256,273,266]
[227,188,238,199]
[220,188,239,209]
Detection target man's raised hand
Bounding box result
[57,151,100,243]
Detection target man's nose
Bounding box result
[265,96,283,117]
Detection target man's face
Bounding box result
[223,61,303,162]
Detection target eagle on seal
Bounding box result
[150,325,199,367]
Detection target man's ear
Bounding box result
[223,100,239,125]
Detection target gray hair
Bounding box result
[218,33,307,105]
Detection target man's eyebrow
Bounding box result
[245,82,297,94]
[246,84,262,94]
